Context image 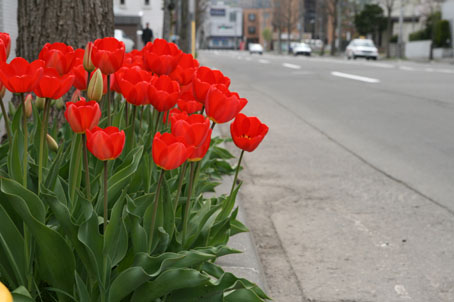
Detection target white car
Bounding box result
[249,43,263,55]
[346,39,378,60]
[292,43,311,56]
[114,29,135,52]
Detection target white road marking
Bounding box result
[245,57,252,61]
[399,66,416,71]
[331,71,380,83]
[258,59,270,64]
[282,63,301,69]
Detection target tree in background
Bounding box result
[272,0,285,53]
[381,0,395,58]
[262,28,273,51]
[17,0,113,61]
[354,4,386,46]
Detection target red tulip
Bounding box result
[230,113,269,152]
[143,39,182,75]
[169,53,199,85]
[148,75,180,112]
[152,132,194,170]
[117,66,153,106]
[123,49,144,68]
[192,66,230,104]
[0,58,44,93]
[64,100,101,134]
[39,42,75,76]
[91,37,125,75]
[171,114,212,161]
[205,84,247,124]
[165,108,187,124]
[86,126,125,161]
[0,40,7,62]
[83,42,95,72]
[0,33,11,60]
[177,91,203,114]
[34,67,75,99]
[72,63,88,90]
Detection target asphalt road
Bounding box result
[198,50,454,302]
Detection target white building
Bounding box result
[0,0,18,59]
[442,0,454,49]
[203,2,242,49]
[114,0,164,49]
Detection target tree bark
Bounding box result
[163,0,172,41]
[386,9,392,58]
[17,0,114,61]
[179,0,190,53]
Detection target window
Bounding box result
[248,26,256,34]
[144,0,149,5]
[120,0,125,4]
[229,12,236,22]
[248,13,256,22]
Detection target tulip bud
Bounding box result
[87,68,103,101]
[71,89,81,103]
[24,94,33,118]
[8,101,16,117]
[55,98,64,110]
[83,42,95,72]
[46,134,59,152]
[35,97,45,110]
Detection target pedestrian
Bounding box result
[142,22,153,45]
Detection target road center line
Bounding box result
[283,63,301,69]
[331,71,380,83]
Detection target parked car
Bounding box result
[249,43,263,55]
[292,43,312,56]
[114,29,135,52]
[346,39,378,60]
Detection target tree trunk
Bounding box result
[278,28,282,54]
[17,0,113,61]
[386,9,392,58]
[163,0,172,41]
[179,0,190,53]
[287,21,291,54]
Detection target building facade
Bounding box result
[243,8,273,48]
[203,2,242,49]
[114,0,164,49]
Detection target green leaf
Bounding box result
[0,204,26,287]
[108,266,149,302]
[68,133,82,203]
[11,286,34,302]
[7,130,23,184]
[104,195,128,267]
[99,146,143,209]
[131,268,210,302]
[1,178,76,300]
[75,272,91,302]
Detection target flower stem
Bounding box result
[211,121,216,130]
[38,98,50,194]
[131,105,137,146]
[107,74,111,126]
[173,162,188,214]
[139,106,144,131]
[103,160,108,233]
[230,150,244,197]
[125,102,129,126]
[182,162,196,248]
[82,134,91,199]
[0,97,11,142]
[20,93,28,187]
[149,169,165,253]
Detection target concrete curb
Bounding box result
[211,129,269,293]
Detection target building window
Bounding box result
[120,0,125,4]
[144,0,149,5]
[248,13,256,22]
[230,12,236,22]
[248,26,256,34]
